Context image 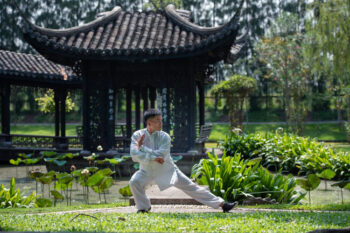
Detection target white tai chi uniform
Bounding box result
[129,128,223,211]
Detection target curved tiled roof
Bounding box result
[0,50,80,84]
[21,4,245,63]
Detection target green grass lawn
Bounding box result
[241,203,350,211]
[0,202,348,216]
[0,202,128,215]
[7,124,78,136]
[209,123,348,141]
[1,211,349,232]
[5,123,348,142]
[329,143,350,153]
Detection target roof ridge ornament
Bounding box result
[96,6,122,18]
[164,3,242,36]
[17,4,123,37]
[164,4,224,36]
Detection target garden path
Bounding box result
[30,185,350,215]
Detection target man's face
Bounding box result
[147,115,162,132]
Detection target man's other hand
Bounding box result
[137,134,145,148]
[154,157,164,164]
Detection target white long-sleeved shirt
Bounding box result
[130,128,177,190]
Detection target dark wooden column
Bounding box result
[142,88,149,110]
[60,89,67,137]
[82,72,90,150]
[172,74,196,152]
[198,82,205,126]
[187,75,197,151]
[126,88,132,138]
[107,86,115,148]
[149,87,156,108]
[54,89,60,137]
[82,61,115,151]
[1,82,10,135]
[135,87,141,130]
[165,89,171,133]
[142,88,148,128]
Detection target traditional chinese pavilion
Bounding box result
[1,4,246,155]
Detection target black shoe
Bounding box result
[222,201,238,213]
[137,207,151,214]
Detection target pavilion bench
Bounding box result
[194,124,213,153]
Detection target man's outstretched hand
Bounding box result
[154,157,164,164]
[137,134,145,148]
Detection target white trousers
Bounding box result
[129,168,224,210]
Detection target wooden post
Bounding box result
[135,87,141,130]
[149,87,156,108]
[60,89,67,137]
[142,88,148,128]
[1,82,10,135]
[126,88,132,138]
[82,64,90,150]
[54,89,60,137]
[198,82,205,126]
[187,76,196,151]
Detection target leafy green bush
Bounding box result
[221,132,350,180]
[0,178,40,208]
[191,152,305,204]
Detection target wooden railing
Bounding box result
[0,133,130,151]
[0,124,204,151]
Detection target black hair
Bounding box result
[143,109,162,124]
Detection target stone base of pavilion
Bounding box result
[129,185,203,206]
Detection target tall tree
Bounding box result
[306,0,350,125]
[143,0,182,10]
[255,12,312,135]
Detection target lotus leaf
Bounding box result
[42,151,57,157]
[36,198,53,207]
[53,160,67,166]
[29,172,44,179]
[317,169,336,180]
[50,190,64,200]
[296,174,320,191]
[331,180,350,189]
[119,185,132,197]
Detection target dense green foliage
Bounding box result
[143,0,183,10]
[221,132,350,180]
[1,212,349,232]
[191,152,305,204]
[35,89,75,114]
[0,178,39,208]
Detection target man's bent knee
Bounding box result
[129,177,142,188]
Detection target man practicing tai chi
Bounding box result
[129,109,238,213]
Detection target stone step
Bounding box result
[129,185,203,206]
